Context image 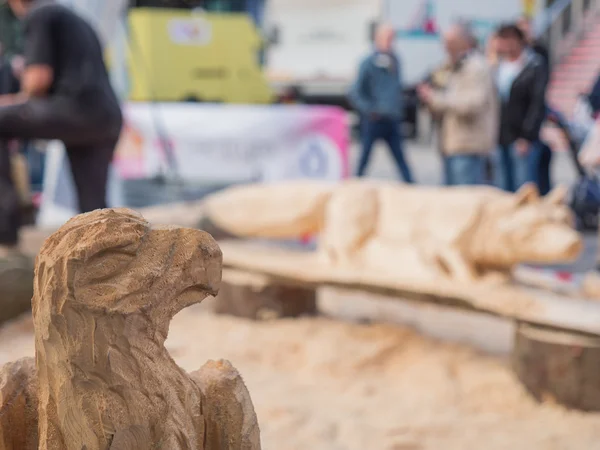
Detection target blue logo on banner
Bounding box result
[299,139,328,177]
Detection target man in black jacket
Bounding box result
[0,0,122,254]
[517,16,553,195]
[494,24,548,192]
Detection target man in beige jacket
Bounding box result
[418,23,499,185]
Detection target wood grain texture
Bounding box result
[0,358,38,450]
[0,208,261,450]
[191,360,261,450]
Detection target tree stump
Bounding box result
[0,209,262,449]
[215,268,317,320]
[512,322,600,411]
[0,253,34,325]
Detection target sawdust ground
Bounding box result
[1,305,599,450]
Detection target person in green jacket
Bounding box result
[0,0,24,94]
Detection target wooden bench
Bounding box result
[216,240,600,412]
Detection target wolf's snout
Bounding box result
[528,225,583,263]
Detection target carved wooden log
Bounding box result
[215,268,317,320]
[0,208,261,449]
[512,322,600,411]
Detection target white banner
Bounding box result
[116,102,349,183]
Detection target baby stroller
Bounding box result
[551,96,600,231]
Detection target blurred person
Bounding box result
[569,71,600,147]
[425,30,481,185]
[277,85,302,104]
[417,23,498,186]
[0,0,37,225]
[424,61,452,184]
[576,121,600,267]
[494,24,547,192]
[586,71,600,118]
[0,0,122,257]
[486,32,500,67]
[349,23,414,183]
[517,15,554,195]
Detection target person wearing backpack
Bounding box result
[517,16,553,195]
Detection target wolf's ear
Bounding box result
[545,184,569,206]
[514,183,539,207]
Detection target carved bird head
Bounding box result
[34,208,222,335]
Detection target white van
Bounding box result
[263,0,381,103]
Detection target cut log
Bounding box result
[512,322,600,411]
[0,254,34,325]
[215,268,317,320]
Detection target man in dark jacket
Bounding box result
[517,16,553,195]
[0,0,122,254]
[349,23,414,182]
[494,24,548,192]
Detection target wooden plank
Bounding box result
[218,240,600,337]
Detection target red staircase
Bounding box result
[547,16,600,116]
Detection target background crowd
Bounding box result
[350,19,570,196]
[1,1,600,263]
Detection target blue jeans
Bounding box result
[445,154,486,186]
[495,143,542,192]
[358,117,414,183]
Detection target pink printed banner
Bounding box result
[114,102,350,183]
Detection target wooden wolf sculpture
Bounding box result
[205,180,582,282]
[0,209,261,450]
